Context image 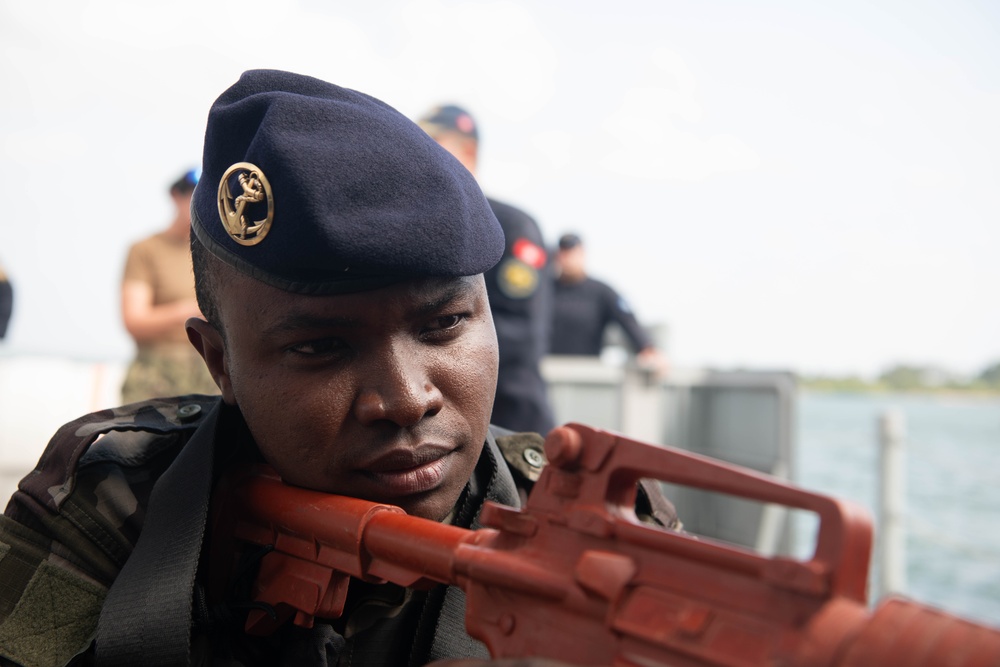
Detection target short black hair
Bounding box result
[190,232,222,331]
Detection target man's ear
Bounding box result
[186,318,236,405]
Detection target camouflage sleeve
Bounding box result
[0,397,215,667]
[0,514,105,667]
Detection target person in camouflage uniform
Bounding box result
[0,70,678,667]
[120,170,219,404]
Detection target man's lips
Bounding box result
[362,444,454,473]
[358,445,456,497]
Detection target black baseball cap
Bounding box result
[558,233,583,251]
[417,104,479,141]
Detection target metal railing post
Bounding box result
[877,408,907,598]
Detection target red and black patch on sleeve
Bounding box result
[512,238,546,269]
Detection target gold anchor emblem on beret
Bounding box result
[217,162,274,246]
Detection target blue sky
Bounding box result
[1,0,998,376]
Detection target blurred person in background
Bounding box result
[120,169,219,402]
[551,233,668,375]
[0,259,12,340]
[418,104,556,436]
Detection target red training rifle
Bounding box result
[207,423,1000,666]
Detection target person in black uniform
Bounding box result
[551,233,668,374]
[418,104,556,436]
[0,260,11,340]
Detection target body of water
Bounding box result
[796,390,1000,627]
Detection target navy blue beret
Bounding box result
[191,69,504,294]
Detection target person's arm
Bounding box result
[604,285,669,375]
[121,279,203,344]
[603,286,650,351]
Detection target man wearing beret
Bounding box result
[0,71,676,667]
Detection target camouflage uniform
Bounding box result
[0,396,677,667]
[0,396,216,667]
[120,347,220,404]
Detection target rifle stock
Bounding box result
[206,423,1000,666]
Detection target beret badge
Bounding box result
[217,162,274,246]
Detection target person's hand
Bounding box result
[637,347,669,378]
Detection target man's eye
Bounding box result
[288,338,344,356]
[426,314,465,333]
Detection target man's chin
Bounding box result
[395,490,462,523]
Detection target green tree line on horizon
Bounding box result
[801,361,1000,394]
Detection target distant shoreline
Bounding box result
[799,378,1000,398]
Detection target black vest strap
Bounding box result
[425,430,522,662]
[95,403,220,666]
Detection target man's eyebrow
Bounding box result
[411,279,476,317]
[260,313,360,338]
[258,278,477,338]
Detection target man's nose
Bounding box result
[352,344,444,427]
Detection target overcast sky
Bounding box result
[1,0,998,377]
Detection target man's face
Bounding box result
[430,131,478,176]
[172,191,193,227]
[557,246,587,281]
[201,272,499,521]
